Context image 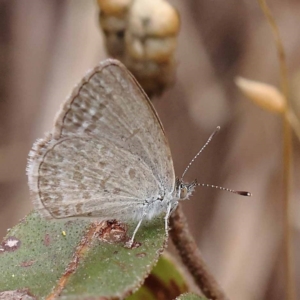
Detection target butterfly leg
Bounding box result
[164,202,173,233]
[170,201,178,215]
[164,201,178,233]
[125,210,147,248]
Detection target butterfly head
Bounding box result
[176,178,197,200]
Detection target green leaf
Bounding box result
[0,211,167,299]
[176,292,207,300]
[128,253,189,299]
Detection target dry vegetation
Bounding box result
[0,1,299,299]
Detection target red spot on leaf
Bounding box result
[20,260,35,267]
[44,233,51,246]
[0,289,36,299]
[136,252,147,258]
[97,220,128,244]
[1,236,21,252]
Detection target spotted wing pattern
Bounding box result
[27,60,175,219]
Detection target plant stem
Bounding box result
[169,204,229,300]
[257,1,295,299]
[287,109,300,141]
[283,113,294,300]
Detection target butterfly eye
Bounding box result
[180,186,188,199]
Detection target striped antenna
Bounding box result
[197,183,252,197]
[181,126,220,181]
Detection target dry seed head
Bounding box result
[126,36,177,62]
[126,0,179,62]
[235,76,286,113]
[97,0,131,15]
[98,0,180,96]
[129,0,180,37]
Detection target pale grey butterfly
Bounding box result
[27,59,250,247]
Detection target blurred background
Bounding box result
[0,1,299,299]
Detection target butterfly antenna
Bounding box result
[181,126,221,181]
[197,183,252,197]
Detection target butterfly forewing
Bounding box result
[27,59,175,219]
[54,60,174,194]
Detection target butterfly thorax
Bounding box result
[175,178,197,200]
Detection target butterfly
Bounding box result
[27,59,250,247]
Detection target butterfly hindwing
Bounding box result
[28,134,165,220]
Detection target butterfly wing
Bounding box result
[28,135,164,220]
[54,59,174,196]
[27,59,175,219]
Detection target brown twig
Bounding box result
[169,204,229,300]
